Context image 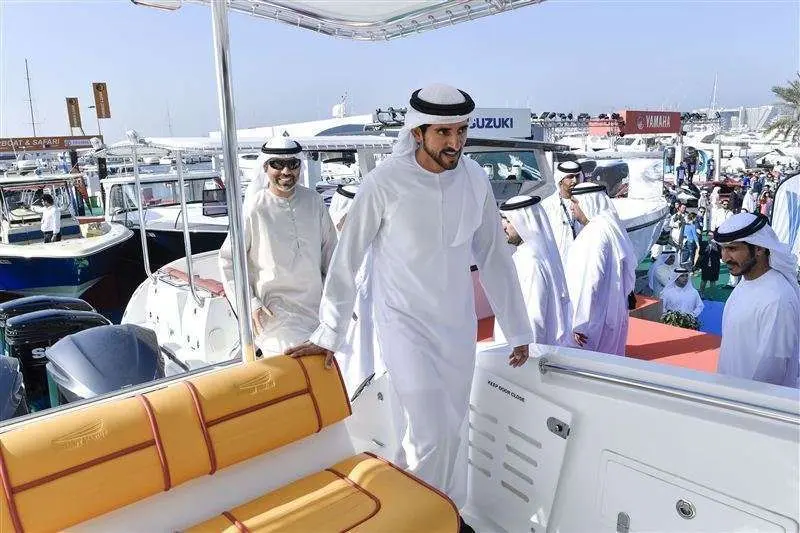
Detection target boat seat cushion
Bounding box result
[186,452,459,533]
[0,355,350,533]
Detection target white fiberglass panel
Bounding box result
[468,367,572,533]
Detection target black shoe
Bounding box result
[459,516,476,533]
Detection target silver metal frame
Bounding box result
[539,358,800,425]
[211,0,255,363]
[130,142,154,278]
[174,150,203,306]
[189,0,546,41]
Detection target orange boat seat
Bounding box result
[0,355,458,533]
[186,453,458,533]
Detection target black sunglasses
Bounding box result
[267,158,301,171]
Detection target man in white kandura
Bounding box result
[287,84,533,519]
[565,183,637,355]
[715,213,799,388]
[498,195,578,347]
[327,184,383,398]
[219,138,337,355]
[648,248,678,296]
[541,160,585,267]
[660,267,704,318]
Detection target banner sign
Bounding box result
[92,82,111,118]
[469,107,530,139]
[0,135,102,153]
[66,97,82,128]
[621,111,681,135]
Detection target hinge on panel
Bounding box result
[547,416,570,439]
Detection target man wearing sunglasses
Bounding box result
[219,137,337,355]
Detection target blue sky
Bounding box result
[1,0,797,141]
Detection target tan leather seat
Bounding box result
[0,355,457,533]
[186,453,458,533]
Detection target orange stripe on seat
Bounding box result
[205,389,310,428]
[295,358,322,432]
[222,510,250,533]
[138,395,171,491]
[0,443,24,533]
[183,381,218,475]
[12,440,156,494]
[326,467,381,532]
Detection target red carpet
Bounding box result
[477,315,720,374]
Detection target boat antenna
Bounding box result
[708,73,718,114]
[166,101,174,136]
[24,58,38,136]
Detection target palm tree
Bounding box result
[766,73,800,142]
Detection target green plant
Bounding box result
[661,310,700,330]
[766,73,800,142]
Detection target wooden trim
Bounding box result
[183,381,218,475]
[13,441,155,494]
[0,443,24,533]
[222,510,250,533]
[363,452,460,531]
[294,358,322,432]
[138,395,171,491]
[326,467,382,532]
[205,389,310,428]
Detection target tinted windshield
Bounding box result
[467,150,542,182]
[109,178,221,212]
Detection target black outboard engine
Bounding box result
[46,324,164,405]
[0,296,95,354]
[4,310,110,411]
[0,356,27,421]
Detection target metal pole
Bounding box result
[25,59,36,136]
[131,143,154,278]
[211,0,255,363]
[175,150,203,306]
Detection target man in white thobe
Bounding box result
[541,160,584,268]
[287,84,533,513]
[498,194,575,347]
[219,138,337,355]
[648,248,678,296]
[660,268,704,318]
[327,185,384,398]
[565,183,637,356]
[715,213,800,388]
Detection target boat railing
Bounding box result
[539,358,800,426]
[129,138,154,279]
[174,149,204,307]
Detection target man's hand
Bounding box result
[508,344,529,368]
[571,198,589,226]
[285,341,335,369]
[252,307,273,337]
[573,332,588,347]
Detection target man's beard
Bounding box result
[506,233,522,246]
[271,175,297,192]
[422,139,461,171]
[726,254,757,276]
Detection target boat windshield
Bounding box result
[109,178,222,213]
[0,181,73,222]
[467,150,542,182]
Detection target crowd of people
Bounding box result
[216,83,799,530]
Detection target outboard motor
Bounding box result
[46,324,164,405]
[4,310,110,411]
[0,356,27,421]
[0,296,95,353]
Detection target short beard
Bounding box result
[731,255,757,277]
[422,138,461,171]
[507,234,522,246]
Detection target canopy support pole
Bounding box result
[211,0,255,363]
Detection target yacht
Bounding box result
[0,174,133,297]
